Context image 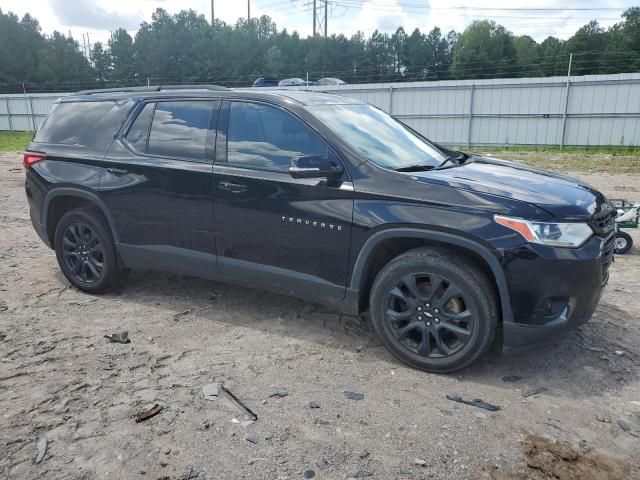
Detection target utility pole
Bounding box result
[313,0,316,35]
[211,0,214,25]
[324,0,328,37]
[248,0,250,22]
[560,52,573,149]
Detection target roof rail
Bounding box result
[76,84,229,95]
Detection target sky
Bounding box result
[2,0,637,49]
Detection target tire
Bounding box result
[370,247,498,373]
[54,207,126,293]
[614,231,633,255]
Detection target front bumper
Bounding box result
[500,233,614,352]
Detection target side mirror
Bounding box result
[289,154,343,179]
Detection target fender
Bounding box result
[348,228,513,324]
[42,187,124,256]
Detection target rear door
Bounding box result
[212,100,354,303]
[100,99,220,272]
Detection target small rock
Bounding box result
[308,401,321,409]
[240,420,253,428]
[502,375,522,383]
[303,470,316,479]
[614,350,624,356]
[246,436,258,444]
[617,419,631,431]
[522,387,547,398]
[163,447,171,455]
[270,388,289,398]
[160,459,168,467]
[630,400,640,407]
[344,391,364,401]
[248,458,266,465]
[146,336,153,342]
[359,450,370,459]
[316,459,329,470]
[414,458,427,466]
[473,411,488,419]
[596,413,611,423]
[351,470,373,478]
[35,437,47,463]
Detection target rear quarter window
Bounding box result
[34,101,116,145]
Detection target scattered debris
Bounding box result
[178,467,199,480]
[617,419,631,431]
[345,391,365,401]
[303,469,316,479]
[221,386,258,421]
[104,331,131,344]
[446,394,500,411]
[172,309,191,321]
[316,458,330,470]
[522,387,547,398]
[596,413,612,423]
[203,383,220,400]
[502,375,522,383]
[614,350,625,356]
[35,437,47,463]
[351,469,373,478]
[308,401,321,409]
[414,458,427,466]
[577,343,605,353]
[359,450,370,459]
[134,403,162,422]
[246,436,258,444]
[269,388,289,398]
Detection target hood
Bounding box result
[411,156,608,219]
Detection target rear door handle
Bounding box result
[219,181,247,193]
[106,167,129,176]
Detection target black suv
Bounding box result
[24,85,615,372]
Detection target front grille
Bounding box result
[601,232,615,285]
[591,207,615,236]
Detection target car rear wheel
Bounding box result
[370,247,498,373]
[54,208,126,293]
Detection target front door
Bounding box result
[213,100,354,303]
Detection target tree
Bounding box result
[265,45,284,76]
[565,21,607,75]
[514,35,541,77]
[90,42,110,81]
[109,28,135,82]
[451,21,518,79]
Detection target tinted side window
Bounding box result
[147,101,214,161]
[34,101,115,145]
[126,103,154,152]
[227,102,328,173]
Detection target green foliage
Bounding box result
[0,131,33,151]
[0,7,639,92]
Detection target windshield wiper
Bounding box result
[437,150,469,169]
[394,164,435,172]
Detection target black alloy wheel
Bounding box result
[385,273,473,358]
[60,222,105,284]
[369,248,497,372]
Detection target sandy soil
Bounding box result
[1,152,639,480]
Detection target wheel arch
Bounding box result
[43,188,122,254]
[349,228,513,324]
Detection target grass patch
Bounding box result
[467,145,640,157]
[0,131,33,152]
[465,147,640,174]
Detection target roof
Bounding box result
[63,85,363,107]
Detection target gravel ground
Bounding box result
[1,152,640,480]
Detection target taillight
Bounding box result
[23,151,46,169]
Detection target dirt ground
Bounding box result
[1,152,640,480]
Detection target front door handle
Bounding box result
[106,167,129,176]
[219,181,247,193]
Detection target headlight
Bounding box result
[495,215,593,247]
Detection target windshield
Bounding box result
[308,104,447,170]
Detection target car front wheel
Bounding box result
[370,247,498,373]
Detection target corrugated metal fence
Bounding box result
[2,73,639,147]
